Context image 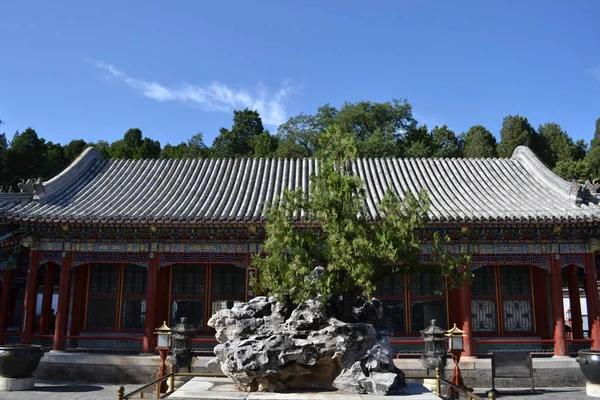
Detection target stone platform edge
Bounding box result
[35,354,585,387]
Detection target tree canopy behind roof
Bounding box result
[252,125,470,317]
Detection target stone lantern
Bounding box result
[170,317,197,372]
[419,319,447,373]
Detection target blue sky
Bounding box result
[1,1,599,148]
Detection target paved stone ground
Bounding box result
[0,382,589,399]
[472,388,588,399]
[0,381,143,400]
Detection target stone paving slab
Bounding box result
[168,377,438,400]
[471,388,589,399]
[0,381,589,400]
[0,381,140,400]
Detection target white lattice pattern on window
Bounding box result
[502,300,533,332]
[472,300,497,332]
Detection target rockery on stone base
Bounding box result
[207,296,405,395]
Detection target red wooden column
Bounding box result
[143,253,160,353]
[70,264,89,339]
[0,269,13,344]
[21,251,40,344]
[567,264,584,339]
[39,263,56,334]
[549,254,567,356]
[584,253,600,350]
[156,264,170,326]
[53,253,72,350]
[459,273,474,357]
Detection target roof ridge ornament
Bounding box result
[585,179,600,195]
[17,177,46,200]
[569,180,583,205]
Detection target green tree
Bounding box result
[497,115,547,160]
[553,159,595,181]
[91,140,111,158]
[250,132,279,158]
[212,109,265,157]
[538,122,579,168]
[430,125,462,158]
[253,125,468,321]
[187,133,209,158]
[462,125,497,158]
[400,123,433,158]
[161,133,209,159]
[43,141,66,177]
[586,118,600,175]
[64,139,88,162]
[0,133,8,186]
[109,128,160,159]
[275,114,320,158]
[335,99,415,157]
[8,128,46,183]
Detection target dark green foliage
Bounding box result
[212,108,270,157]
[430,125,462,158]
[586,118,600,176]
[275,114,320,158]
[64,139,88,162]
[160,133,210,159]
[497,115,550,162]
[109,128,161,159]
[462,125,497,158]
[400,123,433,158]
[553,159,595,181]
[538,122,579,169]
[2,107,597,190]
[8,128,47,182]
[252,126,469,317]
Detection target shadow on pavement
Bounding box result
[33,384,105,392]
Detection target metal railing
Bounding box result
[116,366,223,400]
[117,367,495,400]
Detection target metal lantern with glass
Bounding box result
[446,323,467,399]
[154,321,171,393]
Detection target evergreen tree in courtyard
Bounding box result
[253,125,469,322]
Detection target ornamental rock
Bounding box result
[207,296,405,395]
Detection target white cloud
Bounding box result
[87,59,295,126]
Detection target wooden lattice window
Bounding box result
[86,263,119,329]
[500,266,533,332]
[409,272,446,332]
[210,264,245,316]
[471,266,497,333]
[374,273,405,333]
[121,264,147,330]
[170,264,206,330]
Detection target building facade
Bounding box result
[0,146,598,356]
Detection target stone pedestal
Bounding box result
[0,376,35,391]
[587,382,600,397]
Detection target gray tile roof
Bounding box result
[0,146,598,224]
